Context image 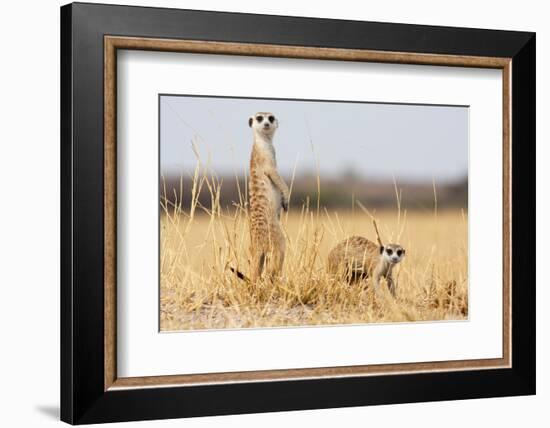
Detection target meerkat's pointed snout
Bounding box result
[382,244,406,265]
[249,112,278,137]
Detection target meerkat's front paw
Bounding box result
[281,194,289,211]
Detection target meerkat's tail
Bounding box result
[372,219,384,247]
[229,266,250,283]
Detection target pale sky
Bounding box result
[160,95,468,183]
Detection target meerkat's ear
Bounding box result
[380,246,384,254]
[248,117,253,127]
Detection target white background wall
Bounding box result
[0,0,546,426]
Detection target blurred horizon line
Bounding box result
[160,172,467,211]
[160,169,468,187]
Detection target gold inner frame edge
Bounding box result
[104,36,512,391]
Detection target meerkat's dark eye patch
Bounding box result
[386,248,393,256]
[396,249,403,257]
[256,115,264,122]
[268,115,275,123]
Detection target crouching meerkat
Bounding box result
[233,112,290,283]
[327,223,405,296]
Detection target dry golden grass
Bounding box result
[160,170,468,331]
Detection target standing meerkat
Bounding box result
[327,222,405,296]
[244,112,289,283]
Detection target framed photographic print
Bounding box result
[60,2,536,424]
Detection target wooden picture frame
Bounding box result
[61,2,535,424]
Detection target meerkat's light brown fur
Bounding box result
[246,112,289,283]
[327,221,405,295]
